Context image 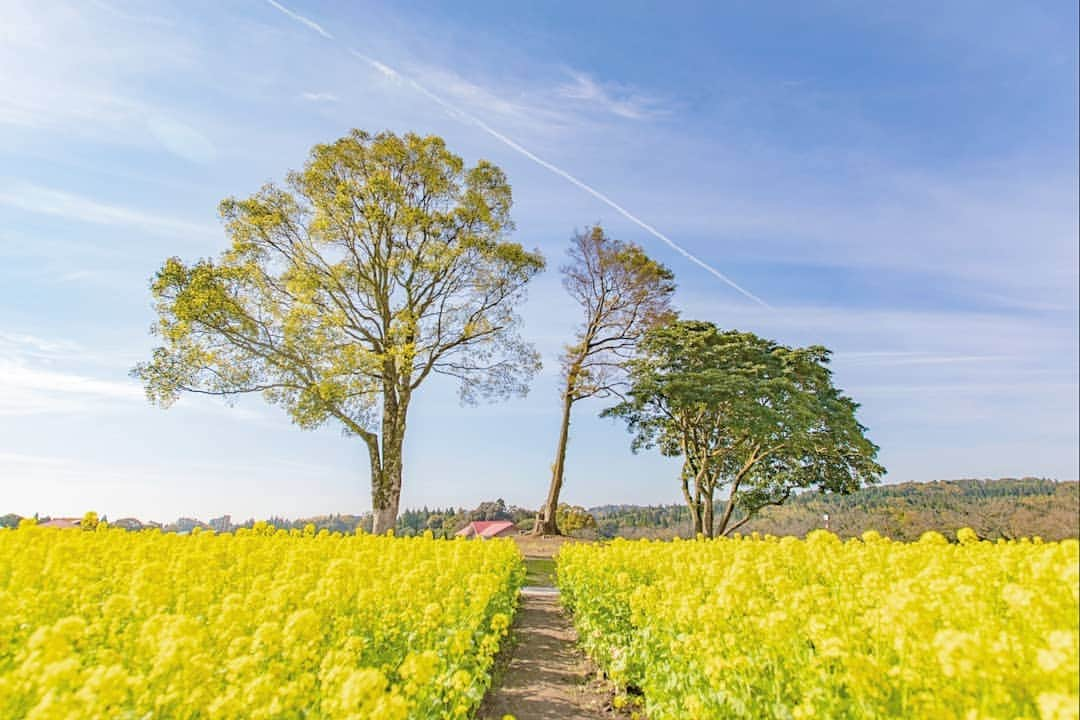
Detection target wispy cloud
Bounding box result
[835,351,1013,367]
[146,116,217,164]
[351,51,769,307]
[0,332,83,361]
[621,153,1078,308]
[685,301,1078,352]
[409,65,554,122]
[0,181,216,237]
[58,269,99,283]
[0,330,272,421]
[855,381,1079,397]
[0,331,139,416]
[300,91,339,102]
[260,0,767,306]
[0,0,209,163]
[0,361,141,413]
[86,0,175,27]
[557,69,669,120]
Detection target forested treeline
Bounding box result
[590,478,1078,541]
[390,477,1077,540]
[8,479,1072,540]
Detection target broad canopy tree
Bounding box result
[605,320,884,537]
[134,130,545,534]
[534,226,676,535]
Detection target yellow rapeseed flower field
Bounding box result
[558,530,1079,720]
[0,525,523,719]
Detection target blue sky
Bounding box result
[1,0,1077,522]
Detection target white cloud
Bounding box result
[855,381,1078,397]
[146,116,217,164]
[676,300,1078,407]
[0,331,140,416]
[0,0,215,163]
[607,152,1078,307]
[0,330,275,421]
[835,351,1013,367]
[687,302,1077,356]
[346,53,768,306]
[58,269,99,283]
[300,91,339,102]
[358,57,666,131]
[269,1,671,138]
[0,363,141,416]
[0,331,84,360]
[0,181,216,237]
[557,69,668,120]
[351,51,572,133]
[0,363,139,400]
[86,0,175,27]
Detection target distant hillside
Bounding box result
[590,478,1079,542]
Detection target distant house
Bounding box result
[455,520,517,539]
[112,518,144,531]
[39,517,81,529]
[209,515,232,533]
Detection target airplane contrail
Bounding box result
[265,1,770,307]
[265,0,332,39]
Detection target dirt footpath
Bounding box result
[477,588,609,720]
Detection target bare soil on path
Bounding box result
[477,587,610,720]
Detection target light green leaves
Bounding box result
[134,129,545,445]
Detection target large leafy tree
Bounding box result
[134,130,545,533]
[604,320,884,536]
[534,226,675,535]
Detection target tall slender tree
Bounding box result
[134,130,545,533]
[533,226,676,535]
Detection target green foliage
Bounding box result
[136,130,544,417]
[605,320,884,535]
[588,479,1079,541]
[133,130,545,527]
[555,504,597,534]
[80,511,99,531]
[523,557,557,587]
[558,225,676,402]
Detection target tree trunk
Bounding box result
[716,449,760,537]
[689,504,702,536]
[703,487,715,538]
[688,491,704,536]
[715,475,742,538]
[370,436,404,535]
[680,465,703,536]
[371,504,397,535]
[370,379,409,536]
[689,478,705,536]
[535,386,575,536]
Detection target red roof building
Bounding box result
[39,517,81,529]
[455,520,517,539]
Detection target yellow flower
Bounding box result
[558,530,1078,720]
[0,530,523,718]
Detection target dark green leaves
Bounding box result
[605,320,884,534]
